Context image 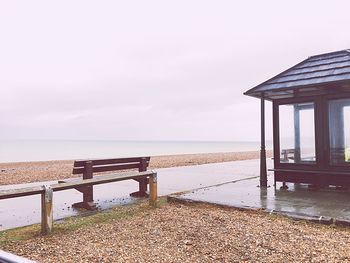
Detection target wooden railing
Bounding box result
[0,249,36,263]
[0,170,157,235]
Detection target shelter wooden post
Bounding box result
[260,95,268,187]
[41,186,53,235]
[149,173,158,207]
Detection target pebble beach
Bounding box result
[3,150,350,263]
[3,201,350,263]
[0,151,271,185]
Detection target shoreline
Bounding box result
[0,151,272,185]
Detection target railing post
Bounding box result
[149,172,158,207]
[41,186,53,235]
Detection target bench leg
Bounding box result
[149,173,158,207]
[72,186,97,210]
[41,186,53,235]
[280,182,289,190]
[130,178,149,197]
[72,161,96,210]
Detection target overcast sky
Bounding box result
[0,0,349,141]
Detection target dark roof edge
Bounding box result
[243,78,350,99]
[244,57,309,96]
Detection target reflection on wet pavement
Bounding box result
[1,159,266,230]
[173,176,350,222]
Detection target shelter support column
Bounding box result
[260,96,268,187]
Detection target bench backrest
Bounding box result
[73,157,151,179]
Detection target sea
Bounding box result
[0,140,271,163]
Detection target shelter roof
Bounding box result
[245,49,350,100]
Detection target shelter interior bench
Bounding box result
[270,168,350,188]
[0,157,157,235]
[60,157,152,210]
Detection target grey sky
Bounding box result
[0,0,349,141]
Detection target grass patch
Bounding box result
[0,197,167,247]
[0,224,42,247]
[346,148,350,162]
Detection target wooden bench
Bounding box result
[281,149,295,162]
[0,159,157,235]
[61,157,151,210]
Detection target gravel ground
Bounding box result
[0,151,271,185]
[4,201,350,263]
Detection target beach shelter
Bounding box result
[244,49,350,187]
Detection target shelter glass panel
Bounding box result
[279,102,316,163]
[329,98,350,164]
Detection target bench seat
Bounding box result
[53,171,155,191]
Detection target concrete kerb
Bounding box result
[167,194,350,228]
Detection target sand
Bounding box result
[0,151,272,185]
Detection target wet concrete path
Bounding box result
[171,175,350,224]
[0,159,263,230]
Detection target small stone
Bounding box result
[184,240,192,246]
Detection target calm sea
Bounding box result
[0,140,270,163]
